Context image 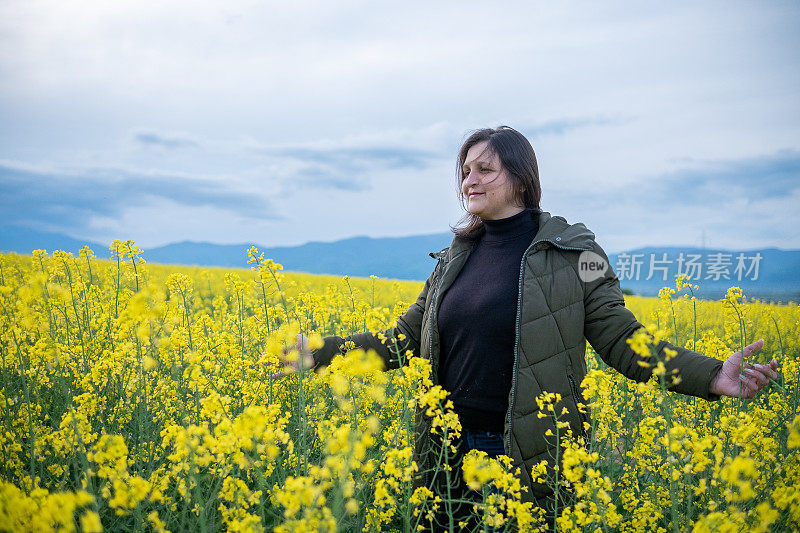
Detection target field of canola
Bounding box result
[0,240,798,532]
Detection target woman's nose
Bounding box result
[463,170,477,188]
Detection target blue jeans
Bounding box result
[463,428,506,457]
[429,428,507,532]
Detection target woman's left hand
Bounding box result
[709,338,779,398]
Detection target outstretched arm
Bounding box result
[582,241,725,400]
[273,263,437,376]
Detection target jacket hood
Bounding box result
[432,210,596,261]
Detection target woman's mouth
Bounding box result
[468,193,483,198]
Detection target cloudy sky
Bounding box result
[1,0,798,253]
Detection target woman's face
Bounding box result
[461,141,524,220]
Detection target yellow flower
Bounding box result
[80,511,103,533]
[788,415,800,449]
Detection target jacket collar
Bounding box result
[533,211,596,251]
[433,210,596,261]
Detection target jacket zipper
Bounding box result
[428,252,444,377]
[567,374,590,447]
[424,252,444,489]
[505,238,593,456]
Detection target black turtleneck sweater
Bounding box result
[437,208,540,432]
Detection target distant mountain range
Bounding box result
[0,224,453,279]
[2,225,798,302]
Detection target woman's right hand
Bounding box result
[271,333,315,378]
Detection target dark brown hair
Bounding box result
[451,126,542,240]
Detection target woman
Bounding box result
[278,126,779,530]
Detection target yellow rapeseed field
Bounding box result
[0,241,798,532]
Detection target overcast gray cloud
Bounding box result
[522,116,631,138]
[252,144,441,194]
[263,146,438,171]
[290,166,371,192]
[654,150,800,203]
[134,131,200,150]
[539,149,800,253]
[0,161,278,236]
[0,0,797,249]
[544,150,800,212]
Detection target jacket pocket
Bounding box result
[567,374,590,448]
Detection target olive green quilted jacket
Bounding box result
[312,210,724,513]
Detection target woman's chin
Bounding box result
[466,204,483,217]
